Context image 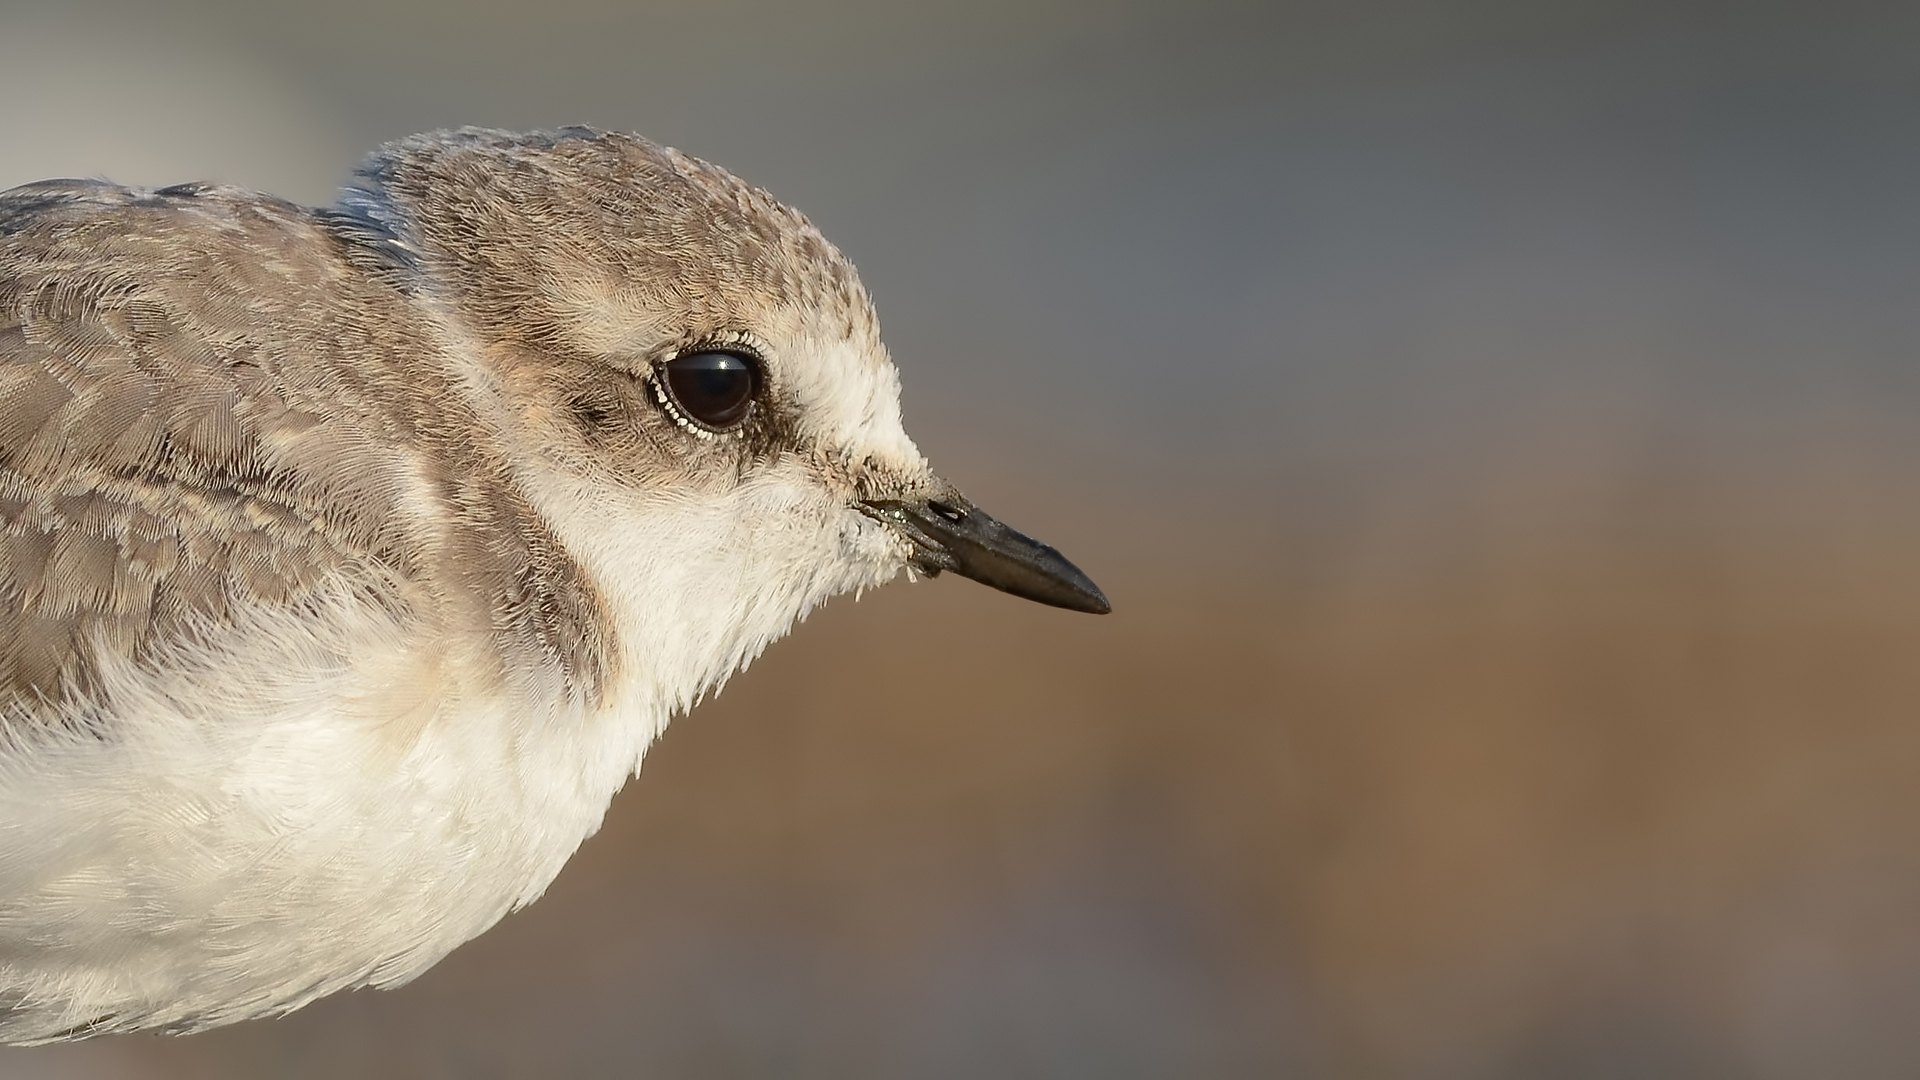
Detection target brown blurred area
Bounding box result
[8,0,1920,1076]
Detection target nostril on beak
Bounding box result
[927,500,967,523]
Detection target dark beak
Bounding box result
[859,496,1111,614]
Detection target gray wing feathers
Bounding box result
[0,183,420,716]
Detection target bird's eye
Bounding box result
[658,349,763,431]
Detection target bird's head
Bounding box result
[339,128,1106,715]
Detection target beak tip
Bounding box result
[1060,575,1113,615]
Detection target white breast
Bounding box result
[0,578,644,1043]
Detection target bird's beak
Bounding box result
[858,494,1111,614]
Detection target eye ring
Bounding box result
[652,347,765,436]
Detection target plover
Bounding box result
[0,127,1107,1043]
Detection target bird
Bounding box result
[0,126,1108,1043]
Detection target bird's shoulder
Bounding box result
[0,179,450,720]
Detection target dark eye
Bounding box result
[659,349,763,431]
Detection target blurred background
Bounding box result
[5,0,1920,1075]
